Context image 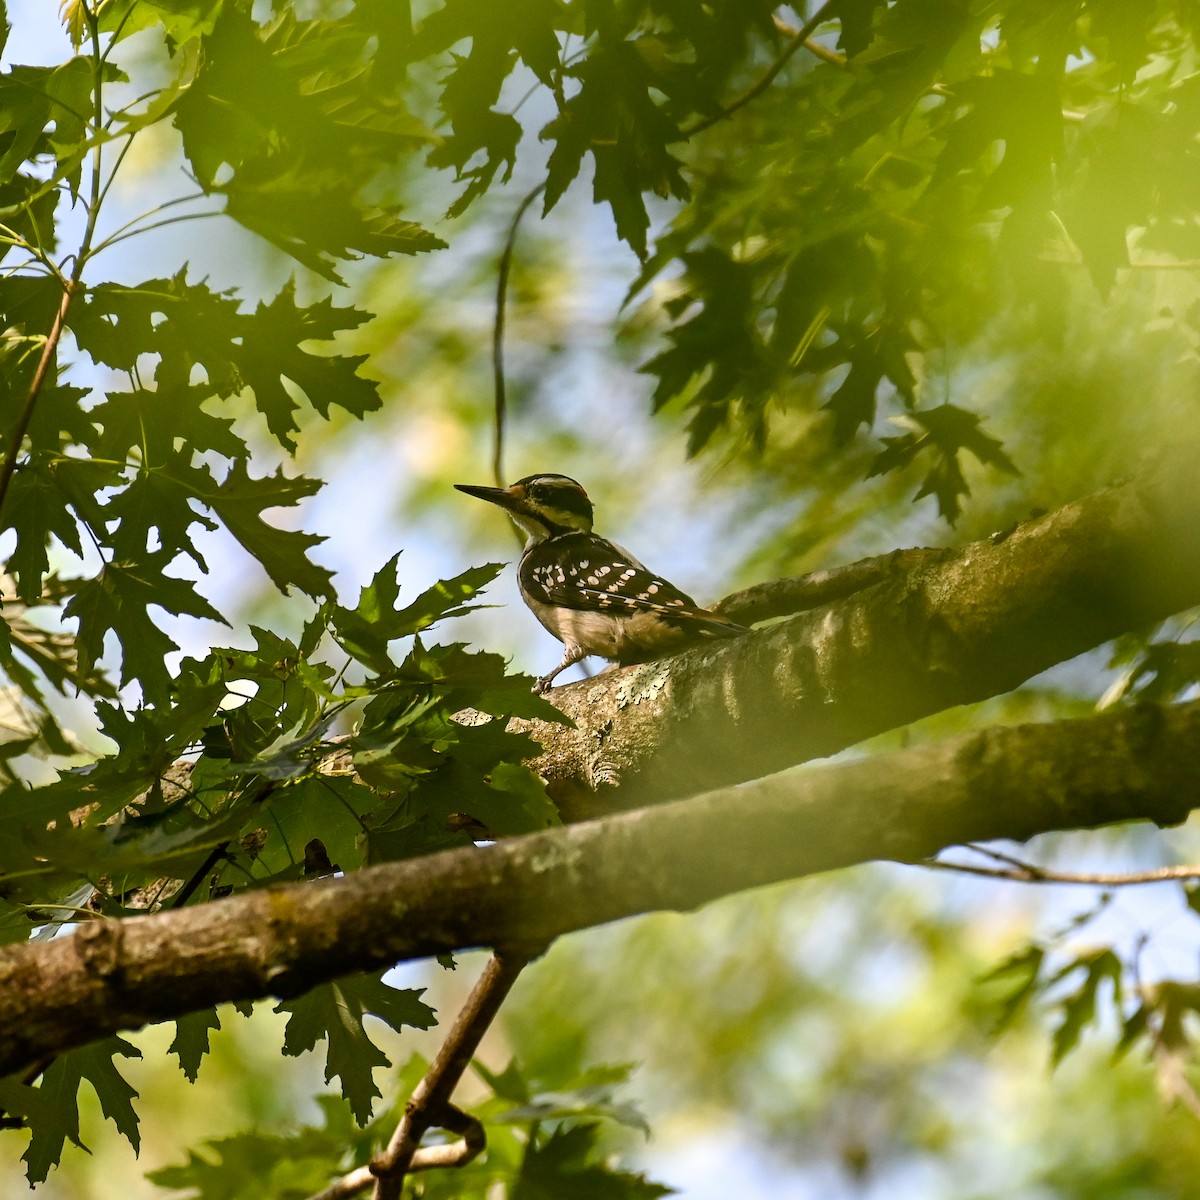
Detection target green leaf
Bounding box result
[63,553,228,700]
[491,1059,650,1135]
[0,171,59,270]
[413,0,564,214]
[1050,949,1124,1067]
[74,273,243,389]
[249,775,378,876]
[0,66,59,186]
[638,247,770,454]
[3,459,85,603]
[105,461,218,571]
[88,383,245,466]
[277,972,437,1124]
[515,1124,674,1200]
[979,943,1045,1035]
[868,404,1018,524]
[399,640,568,722]
[42,56,93,196]
[169,1007,223,1083]
[77,273,381,450]
[98,0,222,46]
[178,459,333,598]
[837,0,886,56]
[542,37,689,258]
[231,712,338,781]
[173,5,443,280]
[821,325,918,445]
[146,1129,334,1200]
[224,185,445,285]
[20,1037,142,1185]
[331,558,504,673]
[147,1094,378,1198]
[236,280,380,450]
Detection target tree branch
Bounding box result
[371,950,531,1199]
[308,952,530,1200]
[1,697,1197,1077]
[518,461,1200,818]
[926,856,1200,888]
[714,545,951,624]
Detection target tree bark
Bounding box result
[0,697,1196,1077]
[524,459,1200,818]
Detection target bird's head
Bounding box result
[455,473,594,544]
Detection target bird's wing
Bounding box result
[520,533,745,633]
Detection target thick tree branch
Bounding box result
[1,698,1197,1078]
[522,462,1200,818]
[714,546,951,624]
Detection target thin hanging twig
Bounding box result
[492,181,546,489]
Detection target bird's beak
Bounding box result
[454,482,526,513]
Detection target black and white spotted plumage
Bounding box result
[455,474,748,692]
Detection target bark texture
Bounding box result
[1,698,1197,1077]
[524,462,1200,818]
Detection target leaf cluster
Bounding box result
[145,1056,665,1200]
[632,1,1200,518]
[3,0,1200,1194]
[0,554,567,1180]
[0,1,457,750]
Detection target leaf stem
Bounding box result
[85,191,214,260]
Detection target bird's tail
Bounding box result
[667,607,749,639]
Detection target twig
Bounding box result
[492,182,546,489]
[715,546,949,623]
[0,6,107,521]
[170,778,276,909]
[925,854,1200,888]
[0,283,74,516]
[306,948,540,1200]
[684,0,838,137]
[371,950,533,1199]
[772,13,849,67]
[308,1107,485,1200]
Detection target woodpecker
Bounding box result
[454,473,748,693]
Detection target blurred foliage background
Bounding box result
[3,0,1200,1195]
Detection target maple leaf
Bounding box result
[173,5,443,280]
[277,973,436,1124]
[542,37,688,258]
[169,1008,223,1083]
[868,404,1018,523]
[9,1037,142,1185]
[175,459,333,598]
[236,281,381,449]
[63,553,227,700]
[330,555,504,674]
